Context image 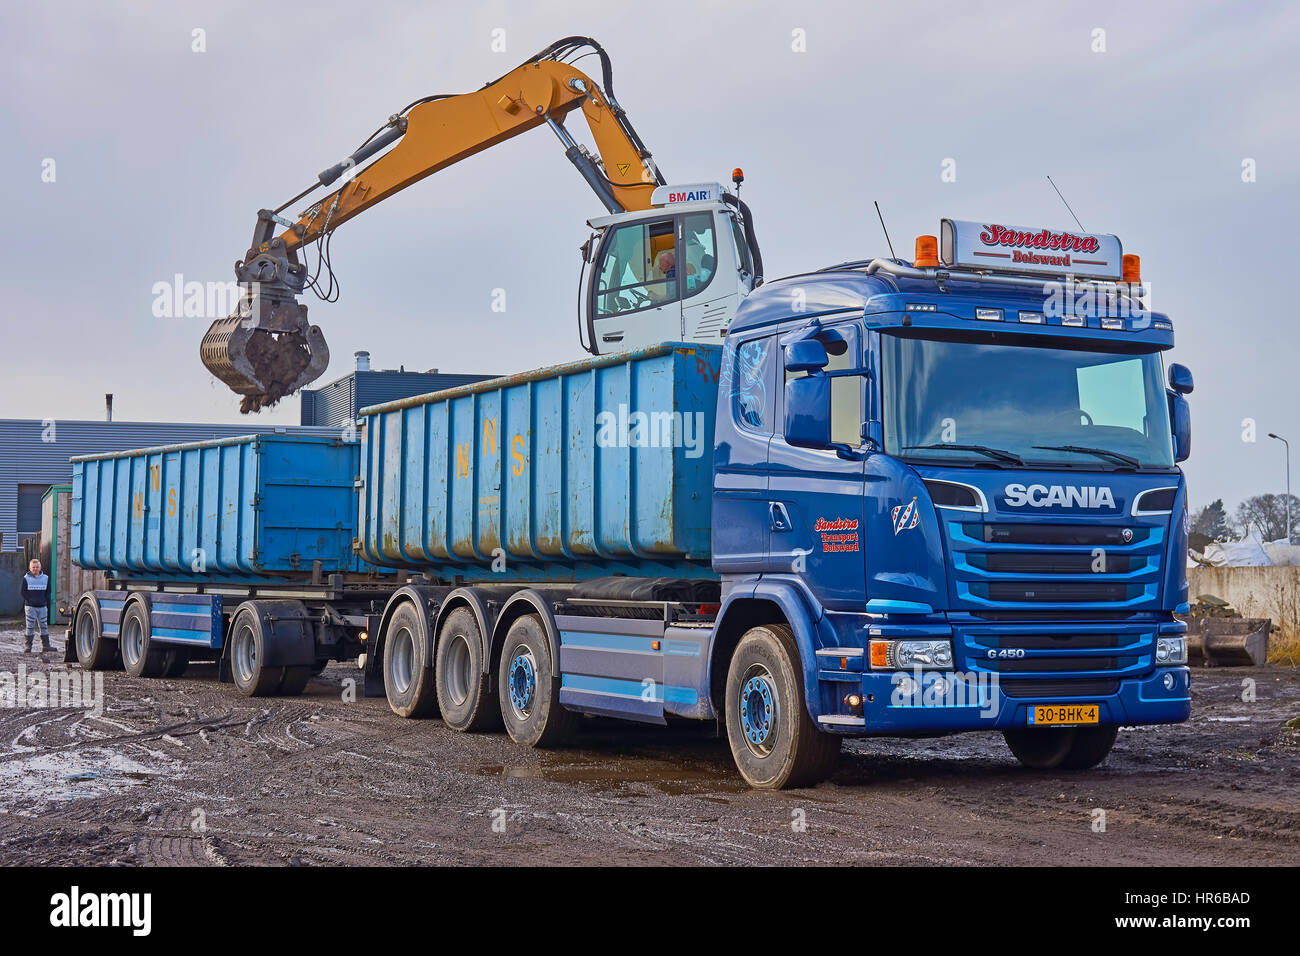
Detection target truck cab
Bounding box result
[583,182,758,353]
[711,220,1193,774]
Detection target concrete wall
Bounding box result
[0,550,26,618]
[1188,565,1300,646]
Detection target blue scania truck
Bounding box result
[69,218,1194,789]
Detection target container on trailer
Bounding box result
[71,434,365,581]
[358,342,721,582]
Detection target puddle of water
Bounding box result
[0,750,166,807]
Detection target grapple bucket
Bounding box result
[200,294,330,413]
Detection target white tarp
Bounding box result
[1197,534,1271,567]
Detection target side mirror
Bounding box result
[1169,390,1191,462]
[784,339,829,373]
[785,374,832,449]
[1168,363,1194,395]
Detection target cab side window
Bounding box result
[681,212,717,297]
[784,335,863,446]
[594,218,677,316]
[731,336,774,431]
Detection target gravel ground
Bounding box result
[0,626,1296,866]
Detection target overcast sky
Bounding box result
[2,0,1297,514]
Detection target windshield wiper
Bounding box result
[1032,445,1141,468]
[904,443,1025,465]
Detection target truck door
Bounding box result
[767,321,867,610]
[589,214,683,352]
[712,331,779,576]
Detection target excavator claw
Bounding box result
[200,292,330,414]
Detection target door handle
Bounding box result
[769,501,792,532]
[601,332,624,343]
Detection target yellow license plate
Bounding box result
[1029,704,1099,726]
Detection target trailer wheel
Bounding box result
[1002,727,1077,769]
[498,614,577,748]
[120,603,167,679]
[435,608,500,732]
[384,601,438,718]
[73,597,118,671]
[228,606,284,697]
[724,624,840,790]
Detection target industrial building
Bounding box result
[300,351,499,428]
[1,354,499,551]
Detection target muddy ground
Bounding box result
[0,625,1297,866]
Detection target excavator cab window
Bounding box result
[595,218,677,316]
[594,213,719,317]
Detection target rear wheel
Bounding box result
[384,601,438,718]
[435,608,499,732]
[1060,725,1119,769]
[1003,724,1118,770]
[73,598,118,670]
[724,624,840,789]
[498,614,577,748]
[120,603,167,679]
[228,606,283,697]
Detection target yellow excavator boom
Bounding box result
[201,38,665,412]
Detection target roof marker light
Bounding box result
[914,235,940,268]
[1101,316,1124,330]
[1061,314,1085,327]
[1153,320,1173,330]
[1018,311,1044,324]
[905,303,937,312]
[975,307,1003,321]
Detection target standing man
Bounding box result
[21,558,53,654]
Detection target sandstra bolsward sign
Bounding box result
[940,219,1124,281]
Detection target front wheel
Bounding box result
[724,624,840,790]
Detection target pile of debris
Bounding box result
[1178,594,1271,666]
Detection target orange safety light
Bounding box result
[914,235,940,268]
[732,167,745,185]
[869,641,890,668]
[1121,253,1142,284]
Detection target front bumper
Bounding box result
[835,665,1191,734]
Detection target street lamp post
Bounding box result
[1268,432,1291,542]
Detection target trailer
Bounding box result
[70,221,1197,789]
[67,433,394,693]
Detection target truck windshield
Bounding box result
[881,332,1175,470]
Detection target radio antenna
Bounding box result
[1046,175,1085,232]
[874,201,897,260]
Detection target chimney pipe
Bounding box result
[105,393,113,423]
[354,350,371,372]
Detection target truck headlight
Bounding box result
[1155,637,1187,665]
[870,639,953,670]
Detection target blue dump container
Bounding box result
[358,343,722,582]
[71,434,364,581]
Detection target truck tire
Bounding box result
[1060,725,1119,769]
[498,614,577,748]
[724,624,840,790]
[278,666,312,697]
[160,647,190,679]
[120,603,167,679]
[435,608,500,732]
[1002,727,1077,769]
[228,606,285,697]
[73,598,119,671]
[384,601,438,718]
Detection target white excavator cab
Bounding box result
[583,183,759,354]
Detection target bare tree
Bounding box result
[1232,493,1300,541]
